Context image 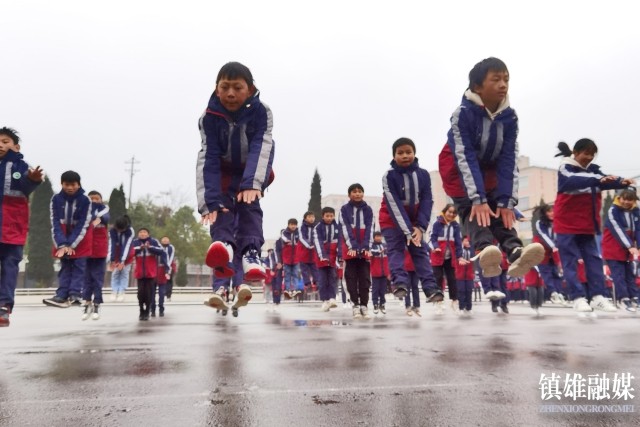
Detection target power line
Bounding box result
[125,156,140,208]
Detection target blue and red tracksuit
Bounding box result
[296,220,318,286]
[379,159,437,295]
[554,157,628,300]
[280,228,300,291]
[533,219,563,296]
[132,237,165,315]
[456,245,475,311]
[370,242,389,306]
[438,90,522,255]
[84,202,109,304]
[196,89,275,257]
[403,250,420,308]
[0,151,41,311]
[428,215,462,300]
[313,220,341,301]
[602,199,640,300]
[524,266,545,308]
[51,188,93,300]
[339,200,374,307]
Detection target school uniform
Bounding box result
[108,226,135,294]
[370,241,389,307]
[83,202,109,304]
[196,89,275,257]
[554,157,628,300]
[163,244,176,299]
[602,200,640,301]
[132,237,165,317]
[428,215,462,301]
[280,228,300,291]
[313,220,341,301]
[50,188,93,301]
[533,219,563,296]
[456,245,475,311]
[379,159,438,296]
[403,250,420,309]
[0,151,40,312]
[296,221,318,287]
[339,200,374,307]
[270,240,284,304]
[524,267,545,309]
[438,90,522,254]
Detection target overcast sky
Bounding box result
[3,0,639,239]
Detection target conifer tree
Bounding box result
[26,176,54,286]
[108,184,127,224]
[307,169,322,218]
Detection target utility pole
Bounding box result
[125,156,140,208]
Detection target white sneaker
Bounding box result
[590,295,617,312]
[435,301,444,315]
[550,292,563,304]
[81,303,92,321]
[321,301,330,312]
[116,292,125,302]
[232,284,253,309]
[342,303,350,310]
[206,241,235,277]
[205,287,229,311]
[622,298,637,312]
[406,307,414,316]
[507,243,545,278]
[329,299,338,309]
[109,293,117,302]
[530,308,539,316]
[353,307,363,319]
[472,245,502,277]
[242,249,266,281]
[91,304,100,320]
[360,306,371,320]
[573,297,592,312]
[485,290,496,300]
[412,307,422,317]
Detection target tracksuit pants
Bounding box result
[538,262,563,295]
[404,271,420,308]
[607,260,638,300]
[528,285,544,308]
[300,262,318,286]
[83,257,106,304]
[345,258,371,306]
[209,194,264,257]
[151,284,166,314]
[457,279,473,311]
[381,227,437,294]
[434,258,457,300]
[556,233,606,300]
[0,243,23,311]
[371,277,387,306]
[137,278,155,315]
[317,266,337,301]
[57,257,87,300]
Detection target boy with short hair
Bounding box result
[369,231,389,315]
[43,171,93,308]
[313,207,341,311]
[132,228,165,321]
[339,183,374,319]
[0,127,43,326]
[108,215,135,302]
[197,61,275,310]
[438,57,543,279]
[82,190,110,320]
[297,211,318,295]
[160,236,177,301]
[280,218,301,299]
[379,137,444,304]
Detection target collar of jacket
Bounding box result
[390,158,420,172]
[207,90,261,121]
[560,156,598,171]
[463,89,510,120]
[1,150,24,162]
[348,200,366,208]
[61,187,85,202]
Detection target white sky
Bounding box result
[3,0,640,239]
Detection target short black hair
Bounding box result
[288,218,298,225]
[0,127,20,145]
[468,57,509,91]
[374,231,382,237]
[303,211,315,219]
[137,227,150,233]
[114,215,131,231]
[216,62,254,88]
[392,137,416,156]
[321,207,335,215]
[348,183,364,194]
[60,170,81,185]
[555,139,598,158]
[88,190,102,198]
[618,189,639,201]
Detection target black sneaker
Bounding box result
[150,311,156,318]
[491,301,499,313]
[373,304,379,314]
[159,308,165,317]
[500,305,509,314]
[43,296,70,308]
[70,297,83,306]
[425,289,445,303]
[393,284,407,299]
[380,304,386,314]
[0,306,10,327]
[232,307,239,317]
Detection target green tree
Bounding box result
[158,206,210,264]
[108,184,127,224]
[307,169,322,218]
[26,177,55,287]
[175,259,188,287]
[601,191,614,227]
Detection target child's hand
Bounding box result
[27,166,44,182]
[347,249,357,257]
[410,227,422,247]
[458,257,469,265]
[92,218,101,227]
[433,247,442,252]
[237,189,262,204]
[622,178,636,186]
[55,247,67,258]
[600,175,618,183]
[629,247,639,258]
[496,207,516,230]
[201,212,218,226]
[470,203,497,227]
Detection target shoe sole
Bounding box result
[329,301,338,309]
[244,268,267,282]
[476,246,502,278]
[205,295,229,311]
[393,289,407,299]
[206,243,231,268]
[507,243,545,277]
[43,299,70,308]
[426,293,444,303]
[232,286,252,309]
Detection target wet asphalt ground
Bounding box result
[1,295,639,427]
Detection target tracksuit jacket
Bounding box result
[196,89,275,215]
[339,200,374,260]
[108,227,135,265]
[50,188,93,258]
[132,237,166,280]
[369,242,389,278]
[313,220,342,267]
[89,202,110,258]
[0,151,40,245]
[602,198,640,261]
[439,90,519,208]
[280,228,299,265]
[296,221,316,263]
[379,159,433,237]
[554,157,627,235]
[428,215,462,266]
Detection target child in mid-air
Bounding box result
[554,139,634,314]
[197,61,275,314]
[438,57,544,280]
[313,207,341,312]
[370,231,389,315]
[82,190,110,321]
[0,127,43,326]
[379,137,443,304]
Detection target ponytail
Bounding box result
[554,141,572,158]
